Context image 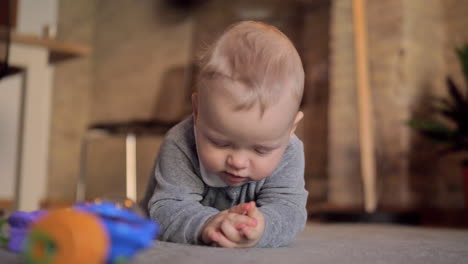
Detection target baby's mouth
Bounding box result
[223,171,247,183]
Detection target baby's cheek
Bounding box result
[251,161,275,181]
[200,148,224,172]
[251,155,283,180]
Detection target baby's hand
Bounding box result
[224,201,265,248]
[199,208,257,246]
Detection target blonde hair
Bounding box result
[196,21,304,115]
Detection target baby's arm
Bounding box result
[254,137,308,248]
[148,138,220,244]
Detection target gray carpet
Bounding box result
[1,224,467,263]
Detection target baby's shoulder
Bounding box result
[268,134,304,176]
[160,116,197,156]
[284,134,304,157]
[164,116,194,141]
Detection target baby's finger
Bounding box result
[228,203,248,215]
[244,201,255,213]
[215,232,239,248]
[245,201,257,216]
[220,220,242,243]
[229,213,257,229]
[207,229,221,243]
[241,226,258,241]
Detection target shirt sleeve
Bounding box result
[147,137,219,245]
[255,137,309,248]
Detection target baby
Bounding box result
[146,21,308,248]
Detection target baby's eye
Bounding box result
[210,138,230,148]
[254,148,272,155]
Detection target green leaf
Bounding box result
[446,78,465,107]
[407,119,455,143]
[407,45,468,156]
[456,44,468,82]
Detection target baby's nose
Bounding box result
[226,152,248,170]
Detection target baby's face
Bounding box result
[193,87,300,187]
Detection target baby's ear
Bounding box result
[192,92,199,124]
[290,111,304,137]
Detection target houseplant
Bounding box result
[408,44,468,210]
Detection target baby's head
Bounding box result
[192,21,305,186]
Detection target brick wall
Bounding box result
[47,0,306,202]
[48,0,468,209]
[48,0,95,201]
[49,0,193,201]
[328,0,362,206]
[301,1,331,210]
[328,0,468,209]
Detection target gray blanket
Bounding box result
[2,224,467,264]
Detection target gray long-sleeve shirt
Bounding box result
[147,116,308,248]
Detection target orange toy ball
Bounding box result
[25,209,109,264]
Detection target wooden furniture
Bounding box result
[0,29,90,211]
[76,120,177,202]
[353,0,377,213]
[1,30,91,64]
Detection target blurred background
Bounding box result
[1,0,467,227]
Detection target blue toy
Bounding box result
[5,199,159,264]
